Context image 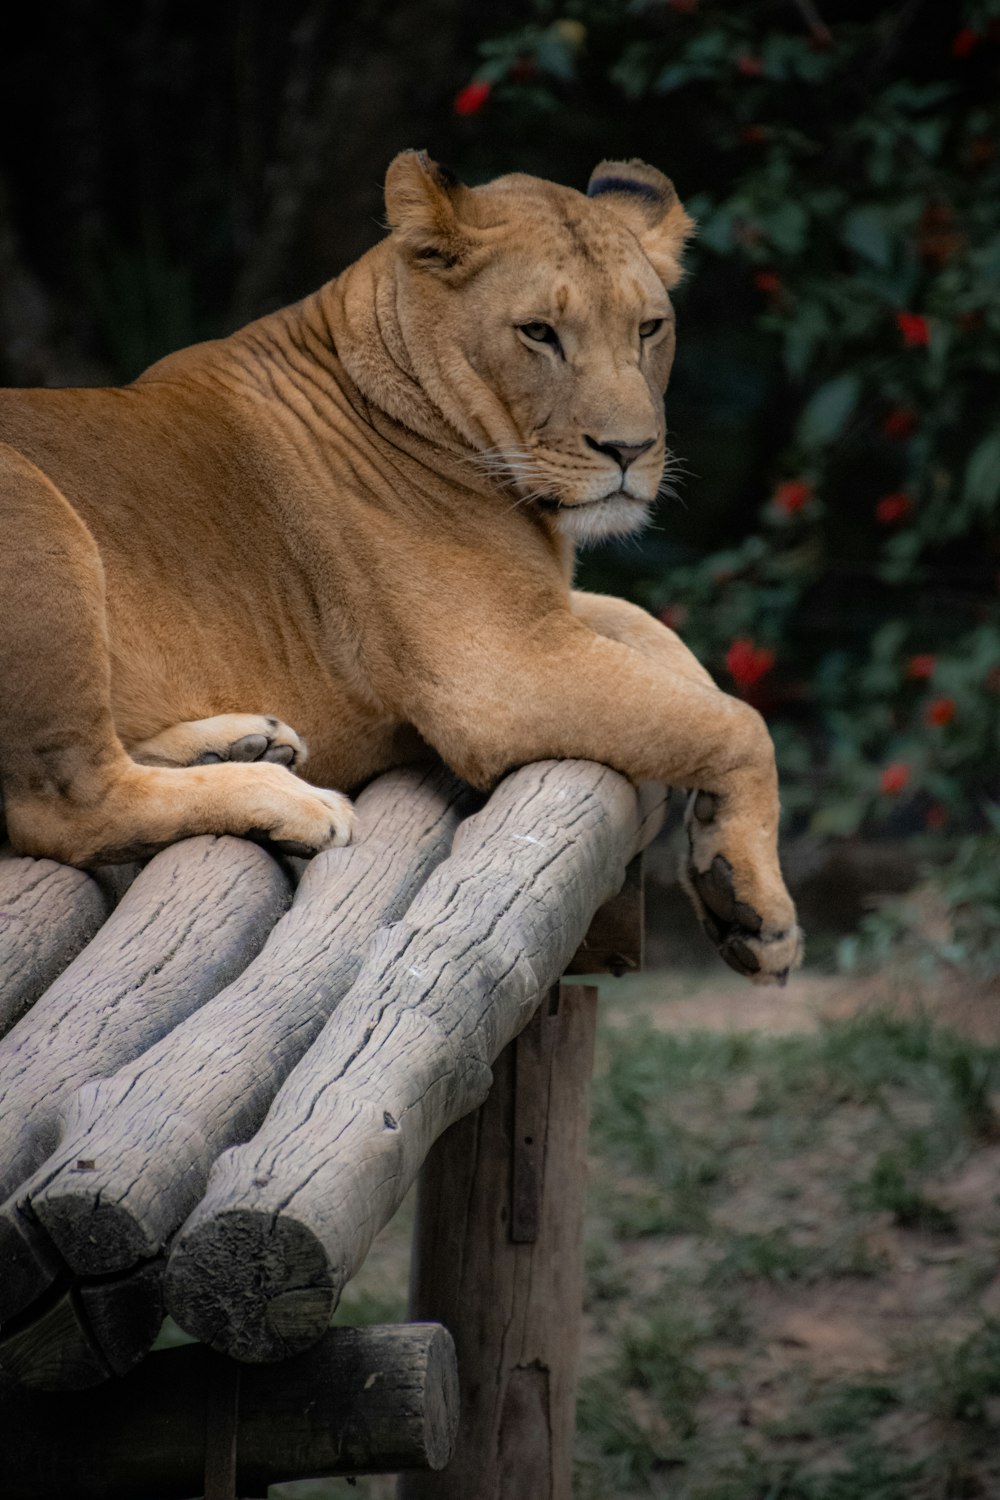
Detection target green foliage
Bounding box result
[470,1,1000,959]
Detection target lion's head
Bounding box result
[376,151,694,544]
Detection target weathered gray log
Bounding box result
[165,762,666,1362]
[3,1322,459,1498]
[0,852,137,1038]
[2,767,467,1382]
[400,983,597,1500]
[0,836,290,1324]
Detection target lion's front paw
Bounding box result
[682,792,803,985]
[131,714,308,771]
[239,767,355,857]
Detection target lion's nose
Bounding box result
[584,435,655,471]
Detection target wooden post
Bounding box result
[400,981,598,1500]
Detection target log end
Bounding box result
[165,1208,336,1362]
[0,1205,61,1326]
[416,1322,461,1471]
[0,1288,110,1392]
[31,1193,151,1278]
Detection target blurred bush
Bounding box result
[456,2,1000,956]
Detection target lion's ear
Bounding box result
[587,159,695,288]
[384,150,476,271]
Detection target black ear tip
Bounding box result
[414,150,460,191]
[587,174,664,204]
[434,160,461,189]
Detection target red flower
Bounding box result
[658,603,689,632]
[906,654,936,680]
[875,492,914,525]
[741,125,767,145]
[952,27,979,58]
[773,479,812,515]
[725,638,775,689]
[896,311,930,347]
[925,804,948,831]
[880,406,917,440]
[925,696,956,727]
[880,762,911,795]
[454,80,491,117]
[754,270,781,294]
[737,53,764,77]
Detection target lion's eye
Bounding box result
[639,318,665,339]
[519,322,559,345]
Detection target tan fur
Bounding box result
[0,153,801,979]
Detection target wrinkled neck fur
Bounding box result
[325,243,473,458]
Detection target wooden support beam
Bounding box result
[2,1322,459,1499]
[399,983,597,1500]
[0,767,467,1388]
[0,836,291,1324]
[0,852,136,1039]
[565,851,645,976]
[164,764,665,1364]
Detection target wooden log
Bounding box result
[0,836,291,1325]
[399,982,597,1500]
[0,852,136,1039]
[2,767,467,1381]
[2,1322,459,1498]
[165,763,666,1363]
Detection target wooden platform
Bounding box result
[0,759,665,1496]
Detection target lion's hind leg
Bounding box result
[130,714,307,770]
[0,443,353,865]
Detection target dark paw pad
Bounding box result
[691,791,718,825]
[719,936,761,977]
[262,744,296,766]
[230,734,271,762]
[690,855,763,935]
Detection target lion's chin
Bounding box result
[544,494,651,547]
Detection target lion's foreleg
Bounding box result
[570,590,715,689]
[408,619,801,983]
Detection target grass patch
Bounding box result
[578,1001,1000,1498]
[850,1147,957,1234]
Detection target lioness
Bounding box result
[0,152,801,982]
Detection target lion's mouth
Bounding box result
[535,488,647,514]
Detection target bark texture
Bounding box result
[0,836,290,1325]
[0,768,466,1385]
[0,853,136,1038]
[165,763,665,1362]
